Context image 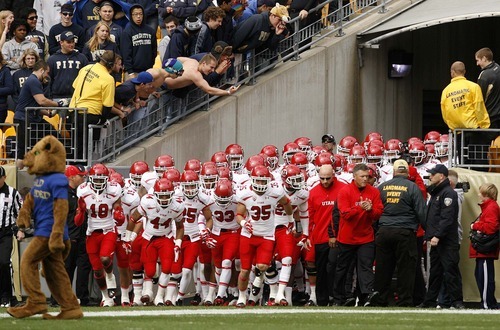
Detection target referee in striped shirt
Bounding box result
[0,166,23,307]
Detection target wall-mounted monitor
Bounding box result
[388,51,413,79]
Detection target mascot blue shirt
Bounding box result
[31,173,69,240]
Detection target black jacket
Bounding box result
[378,175,426,231]
[425,178,459,244]
[478,61,500,123]
[232,12,287,53]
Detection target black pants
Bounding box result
[333,241,374,304]
[423,242,463,306]
[0,229,13,301]
[413,236,426,306]
[314,243,331,306]
[474,258,498,309]
[65,238,92,303]
[373,227,417,306]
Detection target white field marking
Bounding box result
[2,308,500,318]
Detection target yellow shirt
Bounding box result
[70,63,115,115]
[441,76,490,130]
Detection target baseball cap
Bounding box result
[131,71,153,84]
[258,0,275,7]
[61,4,74,14]
[322,134,336,144]
[184,16,202,32]
[60,31,76,42]
[0,166,5,177]
[427,164,449,177]
[165,58,184,75]
[211,41,233,61]
[393,159,409,172]
[270,4,290,23]
[65,165,87,178]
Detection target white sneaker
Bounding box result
[101,297,115,307]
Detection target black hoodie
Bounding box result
[121,4,157,74]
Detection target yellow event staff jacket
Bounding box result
[441,76,490,130]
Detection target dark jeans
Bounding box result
[373,227,417,306]
[0,229,13,300]
[423,242,463,306]
[333,241,374,304]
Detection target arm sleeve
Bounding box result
[473,203,500,235]
[474,84,491,128]
[337,187,363,221]
[0,68,14,95]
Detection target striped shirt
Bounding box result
[0,184,22,230]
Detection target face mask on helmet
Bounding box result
[90,175,107,193]
[227,154,243,171]
[182,181,199,198]
[214,180,233,208]
[155,190,173,208]
[252,177,270,193]
[201,175,218,190]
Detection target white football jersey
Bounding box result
[336,171,352,184]
[77,182,122,235]
[307,173,319,190]
[209,196,240,235]
[137,194,184,240]
[274,187,309,228]
[236,182,286,239]
[141,171,159,192]
[181,190,211,242]
[117,185,140,236]
[232,170,250,187]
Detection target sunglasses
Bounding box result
[61,12,74,17]
[27,16,38,20]
[319,177,332,181]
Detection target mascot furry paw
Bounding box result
[7,136,83,320]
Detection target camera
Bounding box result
[456,182,470,193]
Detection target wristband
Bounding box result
[174,238,182,247]
[240,220,246,228]
[130,231,137,242]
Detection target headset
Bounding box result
[97,51,116,69]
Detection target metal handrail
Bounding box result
[451,128,500,170]
[12,0,393,167]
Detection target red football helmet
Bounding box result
[366,144,384,166]
[217,166,233,181]
[162,168,181,187]
[211,151,229,168]
[200,162,219,190]
[333,154,346,174]
[282,142,301,165]
[366,163,380,182]
[180,170,200,198]
[290,152,308,170]
[154,155,175,175]
[109,171,124,188]
[281,164,305,190]
[384,139,403,161]
[225,143,244,171]
[407,137,423,148]
[153,178,175,208]
[244,155,265,175]
[343,163,356,173]
[184,159,201,174]
[89,163,109,193]
[250,165,272,193]
[337,136,359,157]
[214,178,234,208]
[363,132,383,148]
[309,145,327,163]
[314,152,334,171]
[408,141,427,165]
[294,136,313,157]
[260,145,279,171]
[423,131,441,145]
[348,145,367,164]
[435,134,449,158]
[129,161,149,188]
[424,144,435,161]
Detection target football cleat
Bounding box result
[214,296,225,306]
[140,294,151,305]
[101,297,115,307]
[203,299,213,306]
[121,301,131,307]
[305,299,317,306]
[246,299,257,306]
[164,300,173,306]
[266,298,276,306]
[279,299,288,306]
[190,293,201,306]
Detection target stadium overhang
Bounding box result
[358,0,500,49]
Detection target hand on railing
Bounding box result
[57,98,70,107]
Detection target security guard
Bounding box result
[367,159,426,307]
